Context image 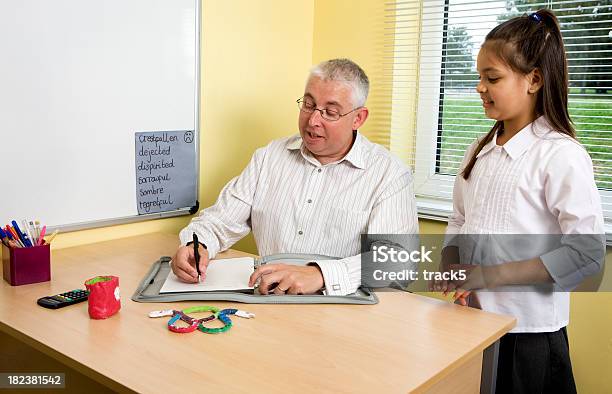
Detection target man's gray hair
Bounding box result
[308,58,369,107]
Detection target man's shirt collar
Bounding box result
[287,131,366,169]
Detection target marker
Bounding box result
[193,233,201,282]
[12,221,31,247]
[0,228,8,247]
[22,220,35,248]
[37,225,47,246]
[5,226,16,240]
[6,226,24,247]
[31,221,39,243]
[1,228,18,248]
[34,221,41,242]
[5,229,22,248]
[29,221,38,246]
[28,220,37,239]
[6,225,20,245]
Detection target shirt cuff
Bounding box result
[311,255,361,296]
[540,244,602,291]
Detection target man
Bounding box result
[171,58,418,295]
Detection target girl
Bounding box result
[437,9,605,394]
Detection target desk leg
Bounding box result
[480,340,499,394]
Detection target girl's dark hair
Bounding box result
[462,9,575,179]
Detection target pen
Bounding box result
[193,233,200,282]
[4,228,21,248]
[0,228,8,247]
[22,220,35,247]
[2,228,19,248]
[37,225,47,246]
[35,221,42,242]
[45,229,59,244]
[12,220,32,247]
[6,226,24,248]
[31,220,40,243]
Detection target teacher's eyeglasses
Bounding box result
[296,97,362,122]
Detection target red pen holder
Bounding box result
[2,244,51,286]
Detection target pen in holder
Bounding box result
[2,243,51,286]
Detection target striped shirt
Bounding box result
[179,132,419,295]
[447,116,604,332]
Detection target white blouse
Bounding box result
[447,116,605,333]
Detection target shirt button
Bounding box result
[298,230,303,235]
[317,168,322,173]
[307,199,312,203]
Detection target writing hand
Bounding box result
[171,245,210,283]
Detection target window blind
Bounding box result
[385,0,612,229]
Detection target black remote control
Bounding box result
[37,289,89,309]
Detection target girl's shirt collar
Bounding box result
[476,116,554,160]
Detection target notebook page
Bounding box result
[160,257,255,293]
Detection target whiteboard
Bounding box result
[0,0,200,231]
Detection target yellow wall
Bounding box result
[311,0,420,165]
[312,0,395,147]
[197,0,314,253]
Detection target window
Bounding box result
[386,0,612,237]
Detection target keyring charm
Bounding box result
[166,306,219,334]
[150,307,253,335]
[149,309,198,333]
[167,311,200,333]
[198,311,232,334]
[198,308,255,334]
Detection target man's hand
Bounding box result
[171,245,210,283]
[248,263,324,295]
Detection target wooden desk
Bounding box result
[0,233,515,393]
